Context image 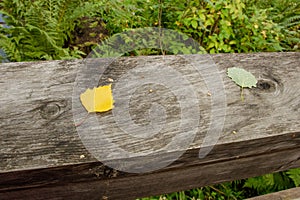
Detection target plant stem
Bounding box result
[209,186,225,195]
[158,0,165,56]
[241,87,244,101]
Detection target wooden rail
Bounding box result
[0,53,299,200]
[246,187,300,200]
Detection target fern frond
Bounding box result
[0,0,98,61]
[281,15,300,28]
[286,168,300,186]
[243,174,274,194]
[0,34,21,61]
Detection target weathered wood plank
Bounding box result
[246,187,300,200]
[0,132,300,200]
[0,52,299,199]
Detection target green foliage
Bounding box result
[83,0,297,54]
[0,0,102,61]
[95,0,158,34]
[1,0,298,62]
[90,27,205,58]
[243,171,296,195]
[173,0,285,53]
[286,168,300,187]
[245,0,300,51]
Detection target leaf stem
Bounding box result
[241,87,244,101]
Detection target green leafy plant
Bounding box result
[1,0,297,62]
[227,67,257,101]
[97,0,160,34]
[173,0,286,53]
[286,168,300,187]
[243,170,298,196]
[0,0,103,61]
[245,0,300,51]
[90,27,205,59]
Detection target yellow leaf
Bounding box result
[80,84,114,113]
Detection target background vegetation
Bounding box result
[0,0,299,199]
[0,0,299,61]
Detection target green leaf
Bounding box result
[287,168,300,186]
[227,67,257,88]
[191,20,198,29]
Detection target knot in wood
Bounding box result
[40,101,62,120]
[256,79,276,93]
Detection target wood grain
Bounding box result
[246,187,300,200]
[0,52,299,199]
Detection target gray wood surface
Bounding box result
[246,187,300,200]
[0,52,299,199]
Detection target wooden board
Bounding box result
[246,187,300,200]
[0,52,299,199]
